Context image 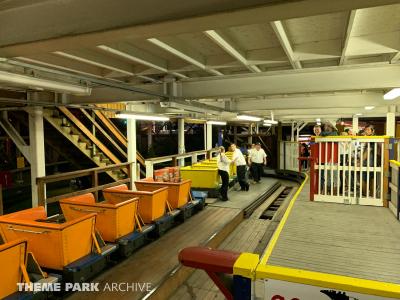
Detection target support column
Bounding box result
[248,124,253,144]
[386,105,396,137]
[147,122,153,150]
[28,106,46,207]
[352,115,359,134]
[206,123,212,149]
[178,118,185,166]
[127,116,137,186]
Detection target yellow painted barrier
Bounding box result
[0,207,96,270]
[103,184,168,223]
[180,166,219,189]
[0,239,29,299]
[60,193,138,242]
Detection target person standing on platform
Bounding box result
[231,143,249,191]
[248,143,267,183]
[217,146,231,201]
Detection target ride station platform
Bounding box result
[65,178,282,300]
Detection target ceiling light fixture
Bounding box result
[206,121,227,125]
[355,113,363,116]
[383,88,400,100]
[0,70,91,96]
[237,115,262,122]
[264,120,278,124]
[116,113,169,121]
[364,106,375,110]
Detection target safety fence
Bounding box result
[309,136,390,207]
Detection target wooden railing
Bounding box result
[144,148,219,178]
[36,162,132,207]
[93,108,146,166]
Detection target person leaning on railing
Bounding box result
[217,146,231,201]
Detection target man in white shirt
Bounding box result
[248,143,267,183]
[231,143,249,191]
[217,146,231,201]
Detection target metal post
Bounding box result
[248,124,252,144]
[206,123,213,149]
[28,106,46,207]
[352,115,359,134]
[178,118,185,166]
[386,105,396,137]
[127,110,137,185]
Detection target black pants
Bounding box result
[218,169,230,201]
[236,165,249,190]
[251,163,264,182]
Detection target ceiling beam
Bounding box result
[340,10,358,65]
[2,0,399,57]
[391,52,400,63]
[54,50,135,76]
[233,92,384,111]
[178,64,400,98]
[270,21,301,69]
[147,38,223,76]
[204,30,261,73]
[52,50,163,82]
[97,44,188,79]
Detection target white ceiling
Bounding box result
[0,0,400,121]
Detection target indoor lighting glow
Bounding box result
[0,70,91,96]
[317,122,321,125]
[355,113,363,116]
[364,106,375,110]
[116,113,169,121]
[237,115,262,122]
[264,119,278,124]
[316,118,321,122]
[206,121,227,125]
[384,88,400,100]
[263,123,272,127]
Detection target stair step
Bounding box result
[78,142,87,150]
[70,134,79,143]
[83,149,91,156]
[52,117,62,126]
[61,126,71,134]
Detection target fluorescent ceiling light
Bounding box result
[384,88,400,100]
[364,106,375,110]
[0,70,91,95]
[116,113,169,121]
[237,115,262,122]
[264,119,278,124]
[355,113,363,116]
[207,121,227,125]
[317,122,321,125]
[263,123,272,127]
[316,118,321,122]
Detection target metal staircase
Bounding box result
[43,106,146,181]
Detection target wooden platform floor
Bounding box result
[208,178,279,210]
[267,184,400,284]
[67,206,239,300]
[169,183,297,300]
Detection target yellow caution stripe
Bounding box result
[256,265,400,299]
[233,252,259,279]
